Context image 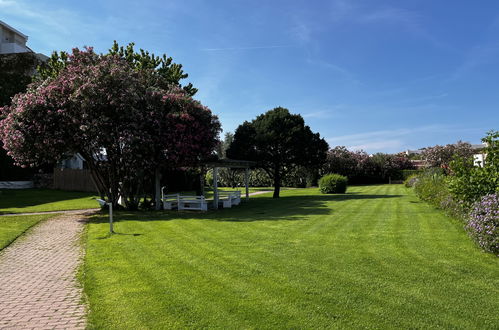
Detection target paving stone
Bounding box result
[0,212,93,329]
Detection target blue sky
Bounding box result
[2,0,498,153]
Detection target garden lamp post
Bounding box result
[96,199,114,234]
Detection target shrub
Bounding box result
[404,174,419,188]
[449,131,499,207]
[401,169,422,180]
[322,147,415,184]
[413,169,449,207]
[421,141,475,168]
[412,169,467,219]
[466,194,499,255]
[319,174,348,194]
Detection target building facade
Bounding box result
[0,20,31,54]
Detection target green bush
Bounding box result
[411,169,467,221]
[449,131,499,207]
[413,169,450,207]
[401,169,422,180]
[319,174,348,194]
[404,174,419,188]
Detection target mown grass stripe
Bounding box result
[84,185,499,329]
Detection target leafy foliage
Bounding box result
[401,169,421,180]
[227,107,328,198]
[322,147,415,183]
[413,169,450,207]
[421,141,475,169]
[322,146,365,179]
[215,132,244,188]
[0,53,42,107]
[370,153,415,180]
[467,194,499,255]
[404,174,419,188]
[0,47,220,209]
[37,41,197,96]
[449,131,499,206]
[0,53,45,180]
[319,173,348,194]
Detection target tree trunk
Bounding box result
[154,167,161,210]
[273,171,281,198]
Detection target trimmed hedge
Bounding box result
[319,174,348,194]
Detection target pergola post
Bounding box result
[245,167,250,202]
[213,167,219,209]
[154,167,161,210]
[200,166,205,197]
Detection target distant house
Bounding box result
[404,143,487,169]
[472,143,488,167]
[404,149,424,157]
[0,20,30,54]
[59,154,87,170]
[0,20,47,62]
[0,21,48,187]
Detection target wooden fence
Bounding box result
[53,168,98,192]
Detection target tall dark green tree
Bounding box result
[0,52,44,180]
[227,107,329,198]
[0,53,42,107]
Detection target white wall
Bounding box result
[473,154,486,167]
[0,24,29,54]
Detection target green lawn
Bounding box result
[83,185,499,329]
[0,189,98,214]
[0,214,57,249]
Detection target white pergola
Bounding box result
[204,159,256,209]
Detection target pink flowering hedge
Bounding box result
[0,47,221,209]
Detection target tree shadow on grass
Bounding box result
[87,193,402,226]
[96,231,143,240]
[0,188,97,214]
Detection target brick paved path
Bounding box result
[0,211,93,329]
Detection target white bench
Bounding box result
[218,190,241,208]
[178,195,208,211]
[161,187,208,211]
[161,187,180,210]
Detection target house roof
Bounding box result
[0,20,28,40]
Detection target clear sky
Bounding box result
[2,0,498,153]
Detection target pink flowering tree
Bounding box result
[0,48,221,209]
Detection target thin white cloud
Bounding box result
[302,110,340,119]
[447,41,499,82]
[306,58,361,85]
[291,22,312,44]
[348,140,404,152]
[0,0,164,55]
[327,125,450,153]
[326,124,486,153]
[328,1,452,51]
[329,0,355,23]
[367,74,442,98]
[201,45,293,51]
[0,0,74,35]
[327,125,444,144]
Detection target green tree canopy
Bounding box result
[227,107,329,198]
[0,52,45,180]
[0,53,42,107]
[36,41,197,96]
[1,48,220,209]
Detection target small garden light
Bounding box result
[96,199,114,234]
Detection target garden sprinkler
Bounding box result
[96,199,114,234]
